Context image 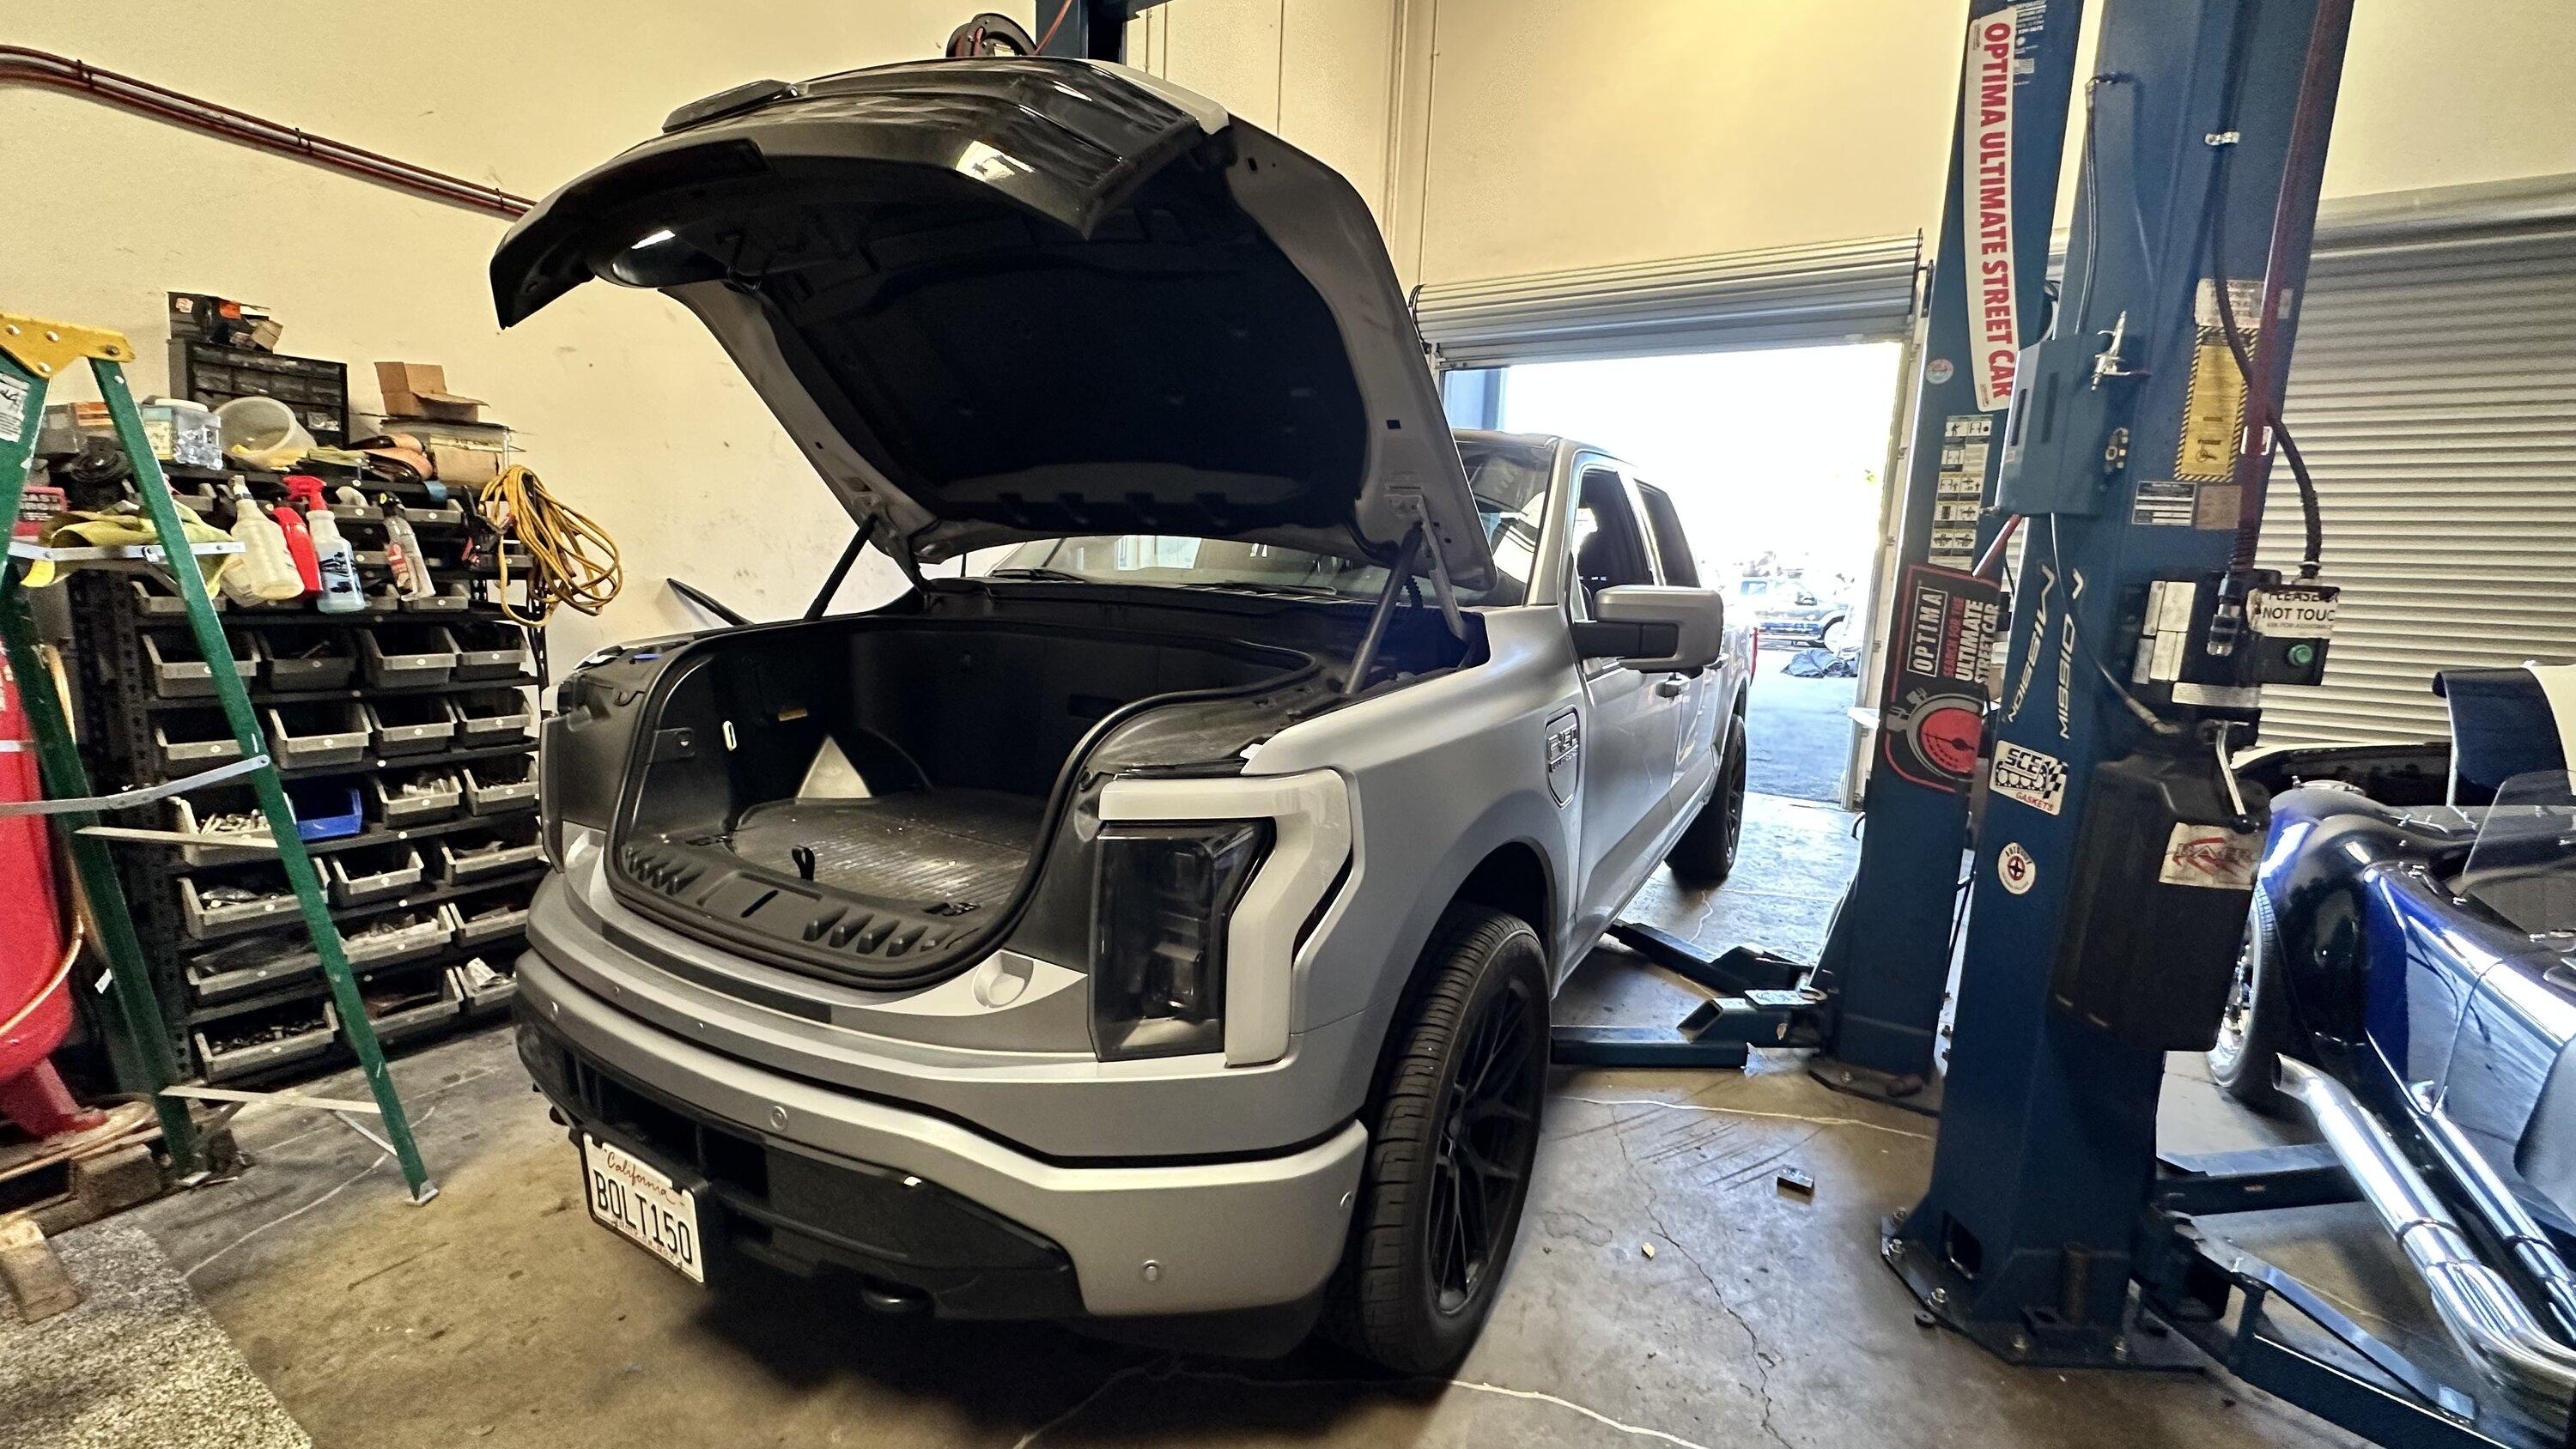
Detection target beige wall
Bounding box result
[1399,0,2576,289]
[5,2,993,663]
[1129,0,1402,225]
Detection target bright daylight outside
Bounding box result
[1487,343,1905,804]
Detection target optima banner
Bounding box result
[1960,8,2021,411]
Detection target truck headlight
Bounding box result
[1091,821,1268,1061]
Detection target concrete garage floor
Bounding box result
[102,792,2444,1449]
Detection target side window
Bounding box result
[1635,482,1699,587]
[1570,466,1655,620]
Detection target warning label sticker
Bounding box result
[2158,822,2263,890]
[1944,415,1995,440]
[2249,585,2338,638]
[0,373,27,443]
[1989,739,2069,815]
[2177,340,2247,482]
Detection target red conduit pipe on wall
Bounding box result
[0,46,533,219]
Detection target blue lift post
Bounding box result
[1886,2,2528,1443]
[1808,0,2087,1106]
[1552,0,2091,1082]
[1030,1,1158,60]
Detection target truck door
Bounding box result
[1635,479,1719,812]
[1568,464,1673,934]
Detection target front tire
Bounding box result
[1668,719,1748,885]
[1326,905,1548,1375]
[2208,892,2292,1116]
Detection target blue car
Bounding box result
[2220,667,2576,1418]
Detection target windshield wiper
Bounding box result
[982,567,1091,584]
[1178,580,1349,598]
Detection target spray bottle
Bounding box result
[271,491,323,594]
[222,479,305,602]
[284,475,366,615]
[378,493,436,600]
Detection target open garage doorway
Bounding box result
[1449,343,1906,805]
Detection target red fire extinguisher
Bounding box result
[0,649,104,1138]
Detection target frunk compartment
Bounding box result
[261,625,357,690]
[368,694,457,756]
[360,959,463,1046]
[154,707,246,776]
[325,842,425,905]
[361,624,457,688]
[448,620,531,681]
[465,755,538,815]
[433,816,543,883]
[196,997,338,1082]
[450,687,535,747]
[178,863,301,939]
[373,767,465,826]
[605,616,1315,979]
[267,701,369,769]
[143,627,258,699]
[453,880,533,946]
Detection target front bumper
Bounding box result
[515,949,1365,1319]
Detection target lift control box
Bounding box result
[2047,749,2269,1052]
[2129,571,2337,715]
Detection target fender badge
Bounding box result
[1546,709,1581,807]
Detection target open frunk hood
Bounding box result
[491,58,1492,591]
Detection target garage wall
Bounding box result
[1127,0,1401,227]
[3,3,990,663]
[1408,0,2576,290]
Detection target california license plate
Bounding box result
[580,1134,705,1283]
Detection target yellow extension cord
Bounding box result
[478,464,623,627]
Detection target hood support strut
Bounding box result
[1341,527,1425,700]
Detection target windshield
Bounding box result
[2455,769,2576,937]
[987,439,1553,606]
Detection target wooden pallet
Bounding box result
[0,1102,167,1233]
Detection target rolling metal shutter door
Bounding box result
[1412,234,1923,367]
[2256,221,2576,744]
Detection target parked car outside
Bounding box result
[1735,576,1850,648]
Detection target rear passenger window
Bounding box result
[1636,483,1699,587]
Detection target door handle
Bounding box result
[1655,676,1686,698]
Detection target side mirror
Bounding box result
[1573,585,1726,672]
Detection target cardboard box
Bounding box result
[360,415,512,485]
[374,362,485,423]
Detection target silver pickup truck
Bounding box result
[494,56,1751,1373]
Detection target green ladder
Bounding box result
[0,312,433,1203]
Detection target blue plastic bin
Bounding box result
[284,781,365,842]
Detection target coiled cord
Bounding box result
[478,464,623,626]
